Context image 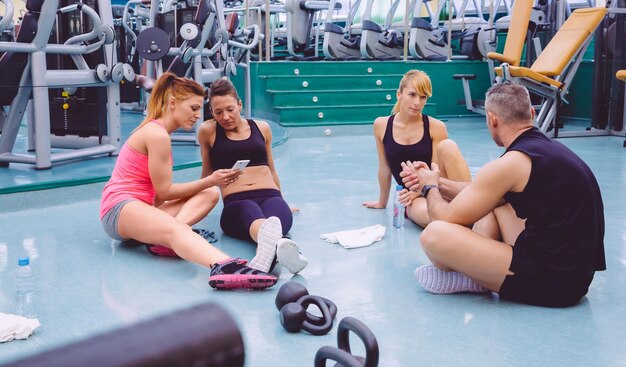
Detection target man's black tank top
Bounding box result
[209,119,269,170]
[504,127,606,279]
[382,114,433,186]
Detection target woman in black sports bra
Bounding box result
[198,79,308,275]
[362,70,471,227]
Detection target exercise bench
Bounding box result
[498,7,607,137]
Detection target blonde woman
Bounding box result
[363,70,471,227]
[100,73,277,290]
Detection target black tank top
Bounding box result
[209,119,269,170]
[504,127,606,279]
[382,114,433,186]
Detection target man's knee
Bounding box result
[420,220,450,252]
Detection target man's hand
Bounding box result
[416,162,440,187]
[401,161,440,192]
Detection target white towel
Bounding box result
[0,313,40,343]
[320,224,386,249]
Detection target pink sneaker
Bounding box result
[209,258,277,290]
[145,244,180,258]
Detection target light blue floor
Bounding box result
[0,116,625,366]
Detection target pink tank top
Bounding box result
[100,121,171,219]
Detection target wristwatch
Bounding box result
[421,185,439,198]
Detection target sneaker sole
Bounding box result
[277,239,308,274]
[208,274,277,290]
[248,217,282,272]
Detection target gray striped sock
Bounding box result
[414,265,490,294]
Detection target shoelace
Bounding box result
[193,228,219,243]
[213,258,248,270]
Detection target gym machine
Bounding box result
[359,0,410,60]
[129,0,259,141]
[408,0,496,61]
[284,0,338,60]
[0,0,14,134]
[452,0,543,114]
[238,0,286,60]
[0,0,133,169]
[589,0,625,137]
[322,0,363,60]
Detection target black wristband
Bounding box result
[421,185,439,198]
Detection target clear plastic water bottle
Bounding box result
[15,257,36,319]
[393,185,405,229]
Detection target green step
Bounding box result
[256,60,420,76]
[279,120,374,126]
[275,103,437,126]
[276,104,393,125]
[269,89,398,106]
[264,75,404,91]
[252,60,493,117]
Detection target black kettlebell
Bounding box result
[275,281,309,310]
[314,317,379,367]
[276,281,337,335]
[279,295,333,335]
[314,347,362,367]
[307,296,337,327]
[275,281,338,325]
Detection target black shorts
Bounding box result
[220,189,292,242]
[499,243,594,307]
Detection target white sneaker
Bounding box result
[249,217,282,272]
[276,238,308,274]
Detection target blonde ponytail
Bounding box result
[136,72,205,130]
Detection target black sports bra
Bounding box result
[382,114,433,186]
[209,119,269,170]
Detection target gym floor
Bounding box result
[0,114,625,366]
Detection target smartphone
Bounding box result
[231,159,250,171]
